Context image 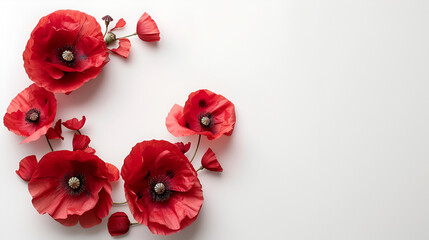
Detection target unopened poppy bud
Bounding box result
[201,148,223,172]
[108,212,131,236]
[136,12,160,42]
[105,32,117,45]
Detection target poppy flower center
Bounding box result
[148,175,172,202]
[200,116,211,127]
[68,176,80,189]
[154,183,166,194]
[62,50,74,62]
[199,112,214,128]
[25,108,40,123]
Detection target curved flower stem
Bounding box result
[113,201,128,206]
[118,32,137,39]
[103,24,109,38]
[196,166,204,172]
[190,135,201,163]
[45,135,54,152]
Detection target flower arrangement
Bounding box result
[5,9,236,237]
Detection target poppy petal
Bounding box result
[16,155,38,181]
[62,116,86,130]
[105,163,120,181]
[72,134,90,151]
[46,119,63,140]
[201,148,223,172]
[174,142,191,154]
[110,18,126,31]
[110,38,131,58]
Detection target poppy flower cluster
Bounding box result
[107,90,235,236]
[5,8,236,239]
[15,116,120,228]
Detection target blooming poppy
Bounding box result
[28,150,119,228]
[136,12,160,42]
[201,148,223,172]
[108,212,131,236]
[121,140,203,235]
[3,84,57,143]
[23,10,109,93]
[166,89,236,140]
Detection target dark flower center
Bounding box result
[154,183,166,194]
[62,50,74,62]
[63,174,85,196]
[148,175,172,202]
[68,177,80,189]
[25,108,40,123]
[57,46,77,66]
[199,112,214,128]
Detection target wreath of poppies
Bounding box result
[5,10,236,237]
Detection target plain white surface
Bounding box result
[1,0,429,239]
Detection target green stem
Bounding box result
[45,135,54,152]
[130,222,139,226]
[113,201,127,206]
[103,23,109,37]
[77,129,82,135]
[190,135,201,163]
[196,166,204,172]
[118,33,137,39]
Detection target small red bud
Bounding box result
[108,212,130,236]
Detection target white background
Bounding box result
[1,0,428,239]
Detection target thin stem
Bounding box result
[130,222,139,226]
[77,129,82,135]
[103,23,109,37]
[118,32,137,39]
[196,166,204,172]
[112,201,127,206]
[190,135,201,163]
[45,135,54,152]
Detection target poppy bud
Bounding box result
[108,212,131,236]
[136,12,160,42]
[105,32,117,45]
[201,148,223,172]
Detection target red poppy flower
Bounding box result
[62,116,86,130]
[3,84,57,143]
[108,212,131,236]
[201,148,223,172]
[23,10,109,93]
[166,89,236,140]
[121,140,203,235]
[136,13,160,42]
[28,150,119,228]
